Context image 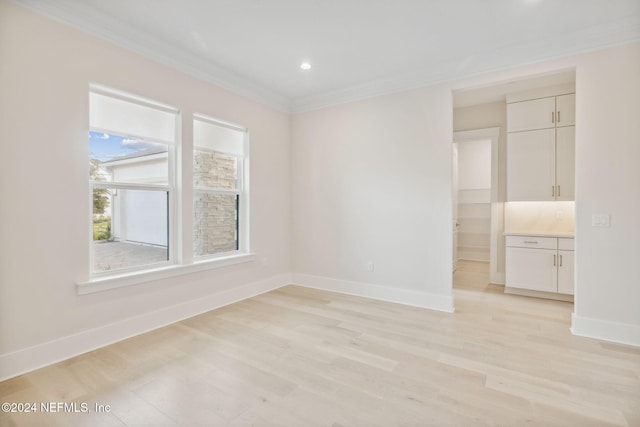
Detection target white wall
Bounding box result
[0,1,291,379]
[292,43,640,345]
[1,1,638,382]
[291,88,454,311]
[572,44,640,345]
[456,139,491,191]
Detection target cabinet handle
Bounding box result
[559,254,563,267]
[523,240,538,244]
[557,185,561,197]
[554,254,556,266]
[551,111,555,123]
[557,111,560,123]
[552,186,555,197]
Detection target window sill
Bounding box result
[77,252,256,295]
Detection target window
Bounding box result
[193,115,248,258]
[85,85,252,288]
[89,87,178,275]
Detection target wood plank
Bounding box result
[1,260,638,426]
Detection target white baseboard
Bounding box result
[505,287,574,302]
[571,313,640,347]
[292,273,454,313]
[0,273,292,382]
[490,271,505,285]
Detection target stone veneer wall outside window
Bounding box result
[193,151,238,256]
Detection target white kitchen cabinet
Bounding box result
[507,129,556,201]
[555,93,576,127]
[507,89,575,201]
[555,126,575,201]
[507,93,575,132]
[556,237,575,295]
[507,97,557,132]
[557,250,574,295]
[506,246,558,292]
[505,236,574,296]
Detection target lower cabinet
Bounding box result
[505,235,574,295]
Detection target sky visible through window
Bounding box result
[89,131,156,162]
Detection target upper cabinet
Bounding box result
[507,97,556,132]
[507,93,575,132]
[555,126,575,201]
[506,85,576,201]
[555,93,575,127]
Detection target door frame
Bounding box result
[453,127,504,284]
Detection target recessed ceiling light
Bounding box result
[300,62,311,70]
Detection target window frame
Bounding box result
[79,86,254,294]
[192,113,250,261]
[88,85,179,279]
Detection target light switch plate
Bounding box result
[592,214,610,227]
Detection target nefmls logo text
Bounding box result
[41,402,89,413]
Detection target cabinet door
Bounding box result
[556,126,575,201]
[557,250,574,295]
[507,129,556,201]
[556,94,576,127]
[506,247,558,292]
[507,97,556,132]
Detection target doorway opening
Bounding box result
[453,128,502,284]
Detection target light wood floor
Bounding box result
[1,261,639,426]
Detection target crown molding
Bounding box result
[290,15,640,113]
[9,0,292,112]
[9,0,640,114]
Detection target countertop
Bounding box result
[504,231,574,238]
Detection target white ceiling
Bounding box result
[453,69,576,108]
[11,0,640,112]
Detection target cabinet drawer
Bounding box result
[506,235,557,250]
[558,238,574,251]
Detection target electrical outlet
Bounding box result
[367,261,374,272]
[592,214,610,227]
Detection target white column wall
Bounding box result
[571,44,640,344]
[291,87,454,311]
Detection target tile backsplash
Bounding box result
[504,201,575,235]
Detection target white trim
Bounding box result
[0,273,291,382]
[292,273,455,313]
[505,286,574,302]
[571,313,640,348]
[79,253,256,294]
[100,152,168,168]
[193,187,240,195]
[90,126,175,146]
[91,181,170,191]
[453,127,503,286]
[11,0,640,113]
[193,146,243,158]
[193,113,247,133]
